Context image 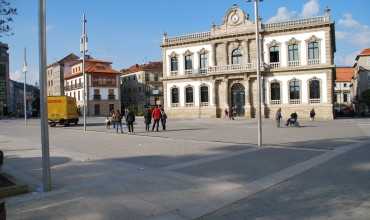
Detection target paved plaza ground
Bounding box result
[0,117,370,219]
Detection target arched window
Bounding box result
[200,85,209,104]
[289,79,300,104]
[309,79,320,101]
[270,82,281,104]
[185,86,194,104]
[170,56,178,72]
[171,87,179,104]
[269,46,280,63]
[231,48,242,65]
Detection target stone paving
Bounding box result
[0,117,369,219]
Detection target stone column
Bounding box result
[243,77,252,119]
[211,43,217,67]
[219,79,229,110]
[242,40,249,64]
[224,41,229,65]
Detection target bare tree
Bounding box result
[0,0,16,37]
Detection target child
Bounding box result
[105,117,111,129]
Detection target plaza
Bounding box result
[1,117,370,219]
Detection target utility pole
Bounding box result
[248,0,263,147]
[38,0,51,192]
[81,13,88,132]
[22,48,28,127]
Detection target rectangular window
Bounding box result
[308,42,320,60]
[200,53,208,73]
[185,55,192,70]
[343,93,348,102]
[269,46,280,63]
[170,57,178,72]
[288,44,299,61]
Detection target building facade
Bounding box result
[64,58,121,116]
[0,42,9,116]
[8,80,40,117]
[352,48,370,114]
[161,5,336,120]
[334,67,354,112]
[120,62,163,113]
[47,53,79,96]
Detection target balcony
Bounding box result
[270,62,280,69]
[309,98,321,104]
[170,71,178,76]
[200,102,209,107]
[108,94,116,100]
[185,69,193,75]
[93,95,101,100]
[289,99,301,104]
[288,60,300,67]
[185,103,194,107]
[171,103,179,108]
[270,100,281,105]
[308,59,320,65]
[208,63,255,74]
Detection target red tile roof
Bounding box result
[359,48,370,56]
[64,58,120,80]
[121,62,162,75]
[336,67,354,82]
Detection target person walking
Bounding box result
[160,106,167,131]
[144,108,151,132]
[111,110,116,129]
[151,105,161,132]
[275,108,282,128]
[224,108,229,119]
[310,108,316,121]
[115,110,123,133]
[125,109,135,133]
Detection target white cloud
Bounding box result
[335,50,360,66]
[10,70,23,82]
[301,0,320,18]
[267,0,320,23]
[337,13,370,48]
[267,7,297,23]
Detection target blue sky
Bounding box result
[3,0,370,85]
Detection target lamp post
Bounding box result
[247,0,263,147]
[38,0,51,192]
[22,48,28,127]
[81,13,88,132]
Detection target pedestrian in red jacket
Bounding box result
[151,106,161,132]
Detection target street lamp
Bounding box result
[80,13,88,132]
[247,0,263,147]
[38,0,51,192]
[22,48,28,127]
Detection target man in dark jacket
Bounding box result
[144,108,151,132]
[160,106,167,131]
[151,105,161,132]
[125,109,135,133]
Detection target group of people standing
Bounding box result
[275,108,316,128]
[144,105,167,132]
[105,105,167,134]
[106,109,136,133]
[224,106,237,120]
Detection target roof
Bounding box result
[355,48,370,61]
[121,61,162,75]
[335,67,354,82]
[47,53,79,68]
[64,58,120,80]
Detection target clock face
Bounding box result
[231,14,239,23]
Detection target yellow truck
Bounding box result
[48,96,79,127]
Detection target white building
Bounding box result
[161,5,336,119]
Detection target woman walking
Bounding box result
[275,108,282,128]
[160,107,167,131]
[310,108,316,121]
[115,110,123,133]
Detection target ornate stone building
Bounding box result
[161,5,336,120]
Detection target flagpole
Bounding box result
[82,13,87,132]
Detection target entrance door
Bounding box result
[231,83,245,116]
[94,104,100,116]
